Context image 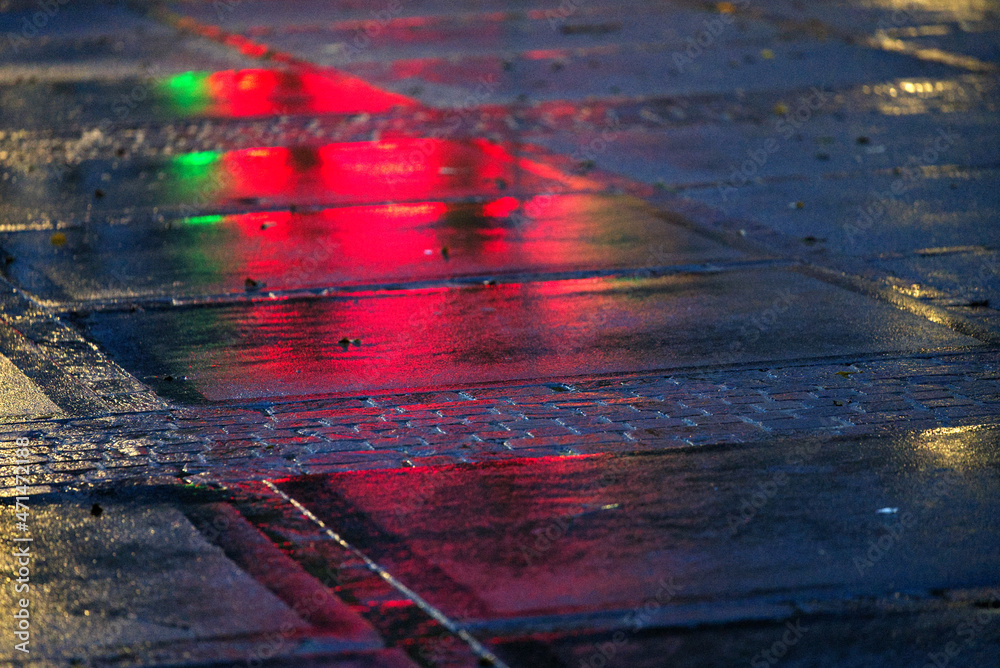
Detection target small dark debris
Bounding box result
[441,246,450,260]
[94,188,105,198]
[967,299,990,308]
[164,375,174,382]
[815,152,830,161]
[495,178,507,190]
[801,236,826,245]
[338,337,362,350]
[90,503,103,517]
[245,277,262,291]
[856,136,870,144]
[116,148,126,157]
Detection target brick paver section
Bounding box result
[3,349,999,493]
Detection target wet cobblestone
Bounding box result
[3,349,1000,493]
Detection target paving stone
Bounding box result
[5,352,1000,491]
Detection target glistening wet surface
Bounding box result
[77,268,978,402]
[2,194,741,303]
[275,425,1000,625]
[0,137,588,228]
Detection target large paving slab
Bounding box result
[0,497,340,665]
[0,351,59,417]
[0,4,256,83]
[166,0,991,105]
[488,610,1000,668]
[0,194,742,303]
[277,429,1000,625]
[75,268,979,401]
[271,426,1000,665]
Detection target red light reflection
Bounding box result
[190,139,586,206]
[200,69,414,117]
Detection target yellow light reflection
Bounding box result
[863,0,995,22]
[913,424,989,468]
[867,78,971,116]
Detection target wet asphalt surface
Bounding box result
[1,0,1000,666]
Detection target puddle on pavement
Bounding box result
[0,68,412,129]
[2,193,741,302]
[76,268,977,402]
[0,137,594,228]
[157,68,415,117]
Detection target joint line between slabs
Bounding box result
[261,480,511,668]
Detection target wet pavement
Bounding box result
[1,0,999,666]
